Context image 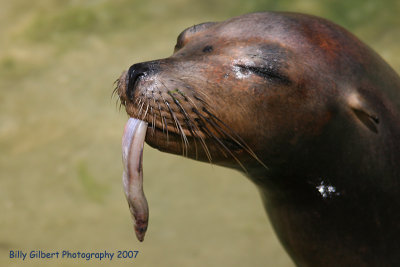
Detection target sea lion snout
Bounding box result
[125,61,161,100]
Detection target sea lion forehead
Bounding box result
[212,12,300,41]
[214,12,350,54]
[176,16,295,55]
[176,13,295,48]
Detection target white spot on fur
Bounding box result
[232,59,255,79]
[316,181,340,198]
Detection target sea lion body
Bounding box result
[116,12,400,266]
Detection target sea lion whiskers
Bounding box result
[163,115,169,143]
[192,108,248,171]
[168,91,198,155]
[183,119,199,160]
[182,84,267,170]
[167,90,203,158]
[112,78,126,111]
[202,108,268,169]
[182,83,210,108]
[154,97,167,134]
[168,89,214,161]
[136,99,145,118]
[168,90,213,161]
[164,99,188,156]
[141,102,150,121]
[133,97,141,109]
[194,116,229,159]
[151,92,159,136]
[112,78,120,99]
[170,78,263,170]
[159,86,189,157]
[178,92,217,160]
[180,97,213,162]
[150,106,156,136]
[160,84,215,163]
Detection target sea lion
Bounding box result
[115,12,400,266]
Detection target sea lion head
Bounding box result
[116,12,385,176]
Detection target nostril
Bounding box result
[125,61,160,101]
[126,64,147,100]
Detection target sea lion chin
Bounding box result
[115,12,400,266]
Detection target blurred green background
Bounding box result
[1,0,399,266]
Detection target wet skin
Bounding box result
[116,12,400,267]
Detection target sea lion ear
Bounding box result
[175,22,217,52]
[347,93,379,133]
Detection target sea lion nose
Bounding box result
[125,61,160,100]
